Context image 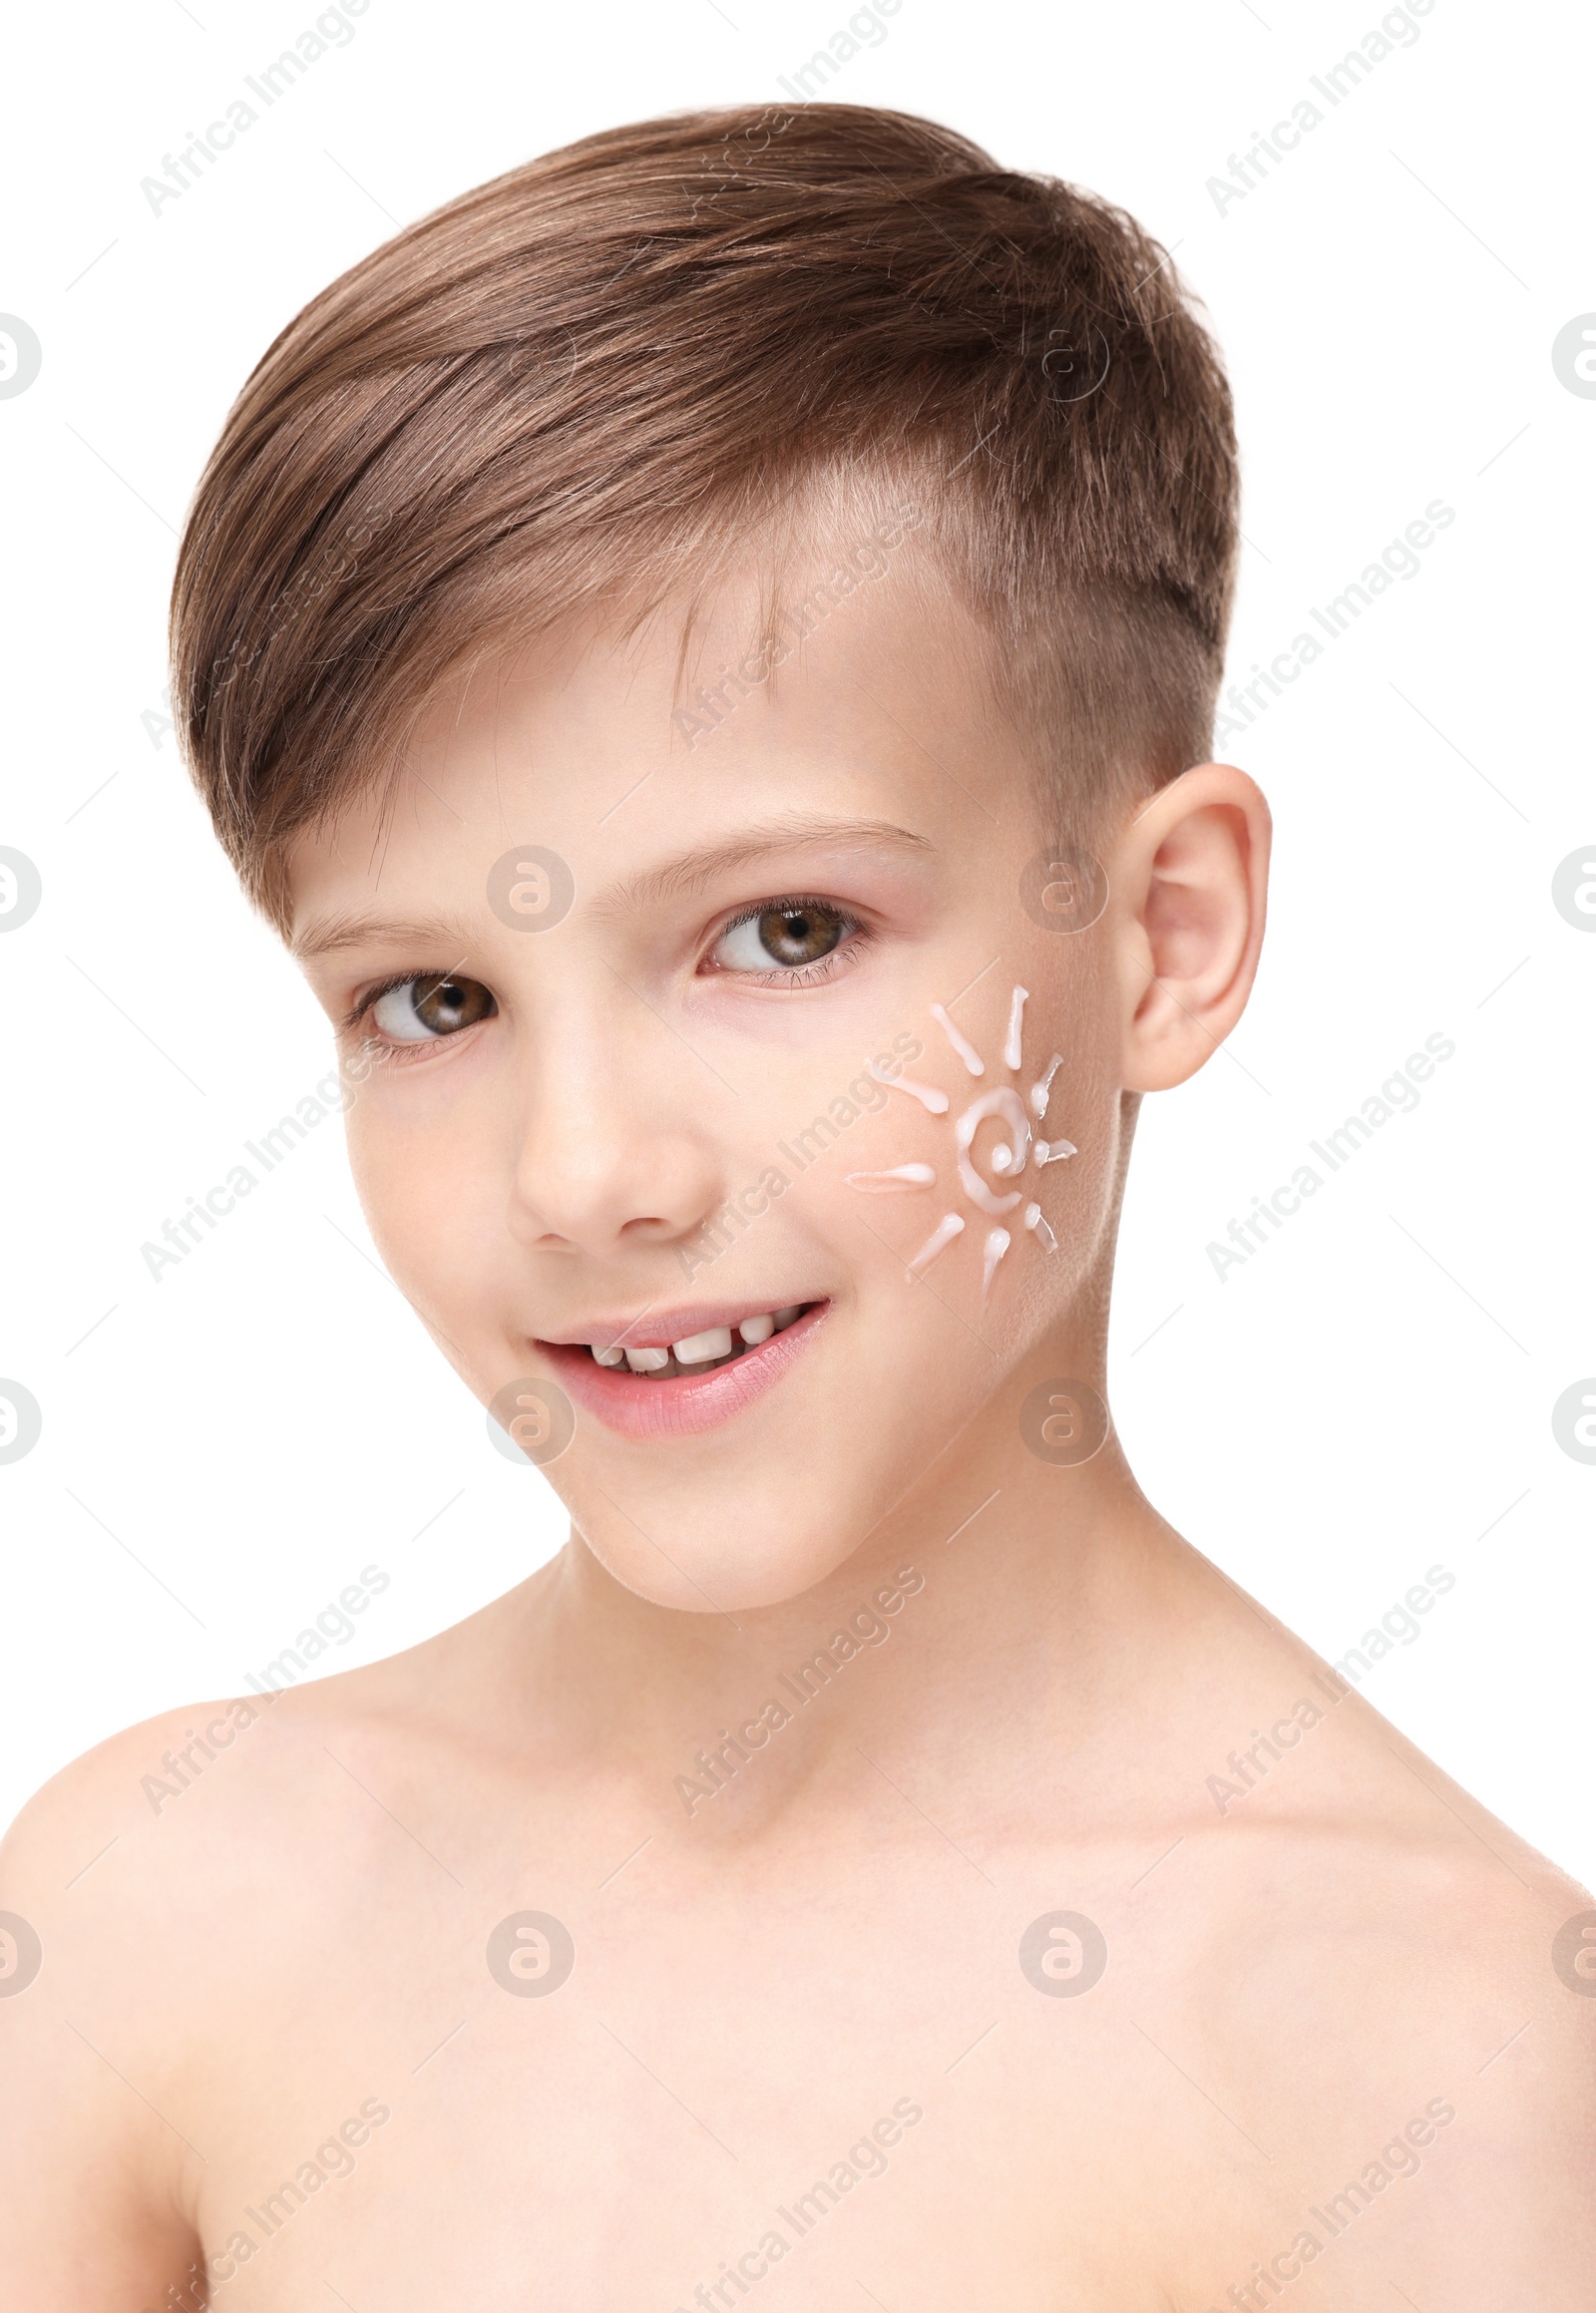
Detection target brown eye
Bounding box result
[370,973,497,1042]
[715,903,852,973]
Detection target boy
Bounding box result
[2,102,1590,2309]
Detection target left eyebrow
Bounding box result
[593,815,936,919]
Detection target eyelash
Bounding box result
[343,892,870,1049]
[341,971,481,1069]
[702,895,871,987]
[343,971,423,1033]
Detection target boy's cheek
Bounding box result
[342,1118,497,1320]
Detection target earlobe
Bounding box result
[1116,763,1271,1094]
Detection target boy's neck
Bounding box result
[485,1423,1191,1841]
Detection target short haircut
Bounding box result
[170,102,1238,928]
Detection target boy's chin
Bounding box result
[575,1506,876,1619]
[559,1354,1011,1613]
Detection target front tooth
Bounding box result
[624,1347,670,1372]
[771,1306,804,1332]
[594,1345,625,1366]
[672,1327,733,1364]
[738,1313,775,1347]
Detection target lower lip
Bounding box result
[539,1303,831,1441]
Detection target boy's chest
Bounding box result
[191,2012,1178,2309]
[178,1835,1343,2310]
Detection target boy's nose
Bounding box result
[504,1048,728,1258]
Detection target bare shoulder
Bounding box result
[0,1583,547,2024]
[0,1563,559,1990]
[0,1684,353,1999]
[1166,1711,1596,2302]
[0,1660,470,2303]
[0,1644,467,2018]
[0,1697,296,2297]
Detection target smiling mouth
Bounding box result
[538,1300,830,1438]
[557,1301,816,1379]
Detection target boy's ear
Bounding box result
[1110,763,1271,1093]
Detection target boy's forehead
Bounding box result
[421,536,984,764]
[287,552,1004,921]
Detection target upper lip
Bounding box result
[537,1298,822,1351]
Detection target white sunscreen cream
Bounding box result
[845,1164,936,1192]
[869,1055,950,1114]
[929,1002,986,1076]
[955,1086,1031,1216]
[1003,985,1028,1072]
[906,1212,966,1279]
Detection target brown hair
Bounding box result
[170,102,1238,928]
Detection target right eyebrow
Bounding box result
[290,912,470,963]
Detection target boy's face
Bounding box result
[288,547,1237,1612]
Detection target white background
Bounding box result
[2,0,1591,1883]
